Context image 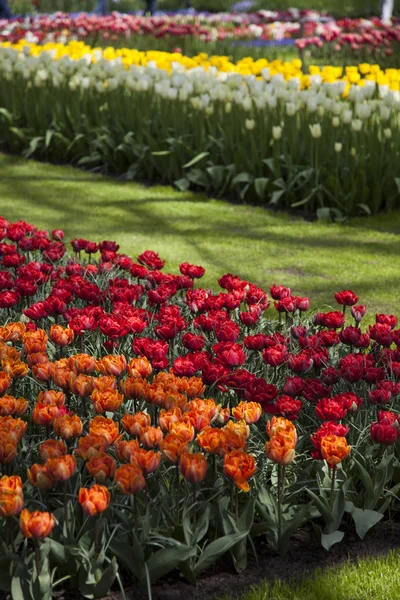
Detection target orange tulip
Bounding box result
[119,377,148,400]
[37,390,65,407]
[78,484,111,516]
[23,330,48,354]
[223,449,256,492]
[115,439,140,463]
[91,389,124,414]
[197,427,227,456]
[266,416,298,444]
[115,463,146,495]
[92,375,117,392]
[32,403,60,427]
[0,475,24,517]
[170,420,195,442]
[132,449,161,476]
[45,454,76,482]
[163,391,188,412]
[3,360,29,379]
[145,385,166,408]
[180,452,207,484]
[140,426,164,449]
[0,475,23,495]
[177,377,205,399]
[75,434,109,460]
[225,419,250,440]
[160,433,189,464]
[86,452,116,483]
[184,410,211,433]
[53,414,83,441]
[52,365,73,390]
[50,325,74,347]
[188,398,217,420]
[20,509,55,539]
[159,407,183,432]
[69,354,96,375]
[215,407,231,426]
[0,416,27,443]
[0,395,28,417]
[321,435,351,466]
[89,416,119,445]
[96,355,127,377]
[3,322,25,342]
[0,371,11,394]
[27,464,55,491]
[232,402,262,424]
[39,439,67,461]
[265,436,296,466]
[71,374,95,397]
[127,357,152,379]
[121,412,151,437]
[26,352,49,367]
[31,361,54,383]
[0,433,17,464]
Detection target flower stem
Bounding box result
[192,485,197,530]
[176,464,180,524]
[35,542,40,576]
[330,465,337,511]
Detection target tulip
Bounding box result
[180,452,207,484]
[115,464,146,495]
[20,509,55,539]
[78,485,110,517]
[86,452,116,483]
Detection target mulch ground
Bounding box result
[63,519,400,600]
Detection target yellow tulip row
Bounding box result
[2,40,400,92]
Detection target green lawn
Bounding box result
[1,153,400,316]
[221,550,400,600]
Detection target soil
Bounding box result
[58,519,400,600]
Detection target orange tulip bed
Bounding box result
[0,215,399,599]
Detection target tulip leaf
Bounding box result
[183,152,209,169]
[144,544,196,584]
[350,508,383,540]
[254,177,270,199]
[305,488,333,525]
[321,530,344,551]
[193,532,247,577]
[174,177,190,192]
[92,558,118,598]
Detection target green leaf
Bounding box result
[174,177,190,192]
[183,152,209,169]
[232,172,253,186]
[145,544,196,585]
[0,108,12,123]
[254,177,269,200]
[238,498,255,533]
[357,203,371,215]
[45,130,54,149]
[269,190,285,206]
[351,508,383,540]
[151,151,171,156]
[395,177,400,195]
[305,488,333,525]
[316,207,332,220]
[353,459,375,510]
[193,533,247,577]
[109,537,143,580]
[92,558,118,598]
[193,505,210,545]
[321,530,344,551]
[279,504,311,555]
[48,539,67,565]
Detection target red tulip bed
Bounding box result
[2,12,400,66]
[0,215,399,599]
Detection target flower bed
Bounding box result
[0,215,400,597]
[1,41,400,217]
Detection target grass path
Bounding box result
[222,550,400,600]
[1,154,400,315]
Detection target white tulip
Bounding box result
[309,123,322,139]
